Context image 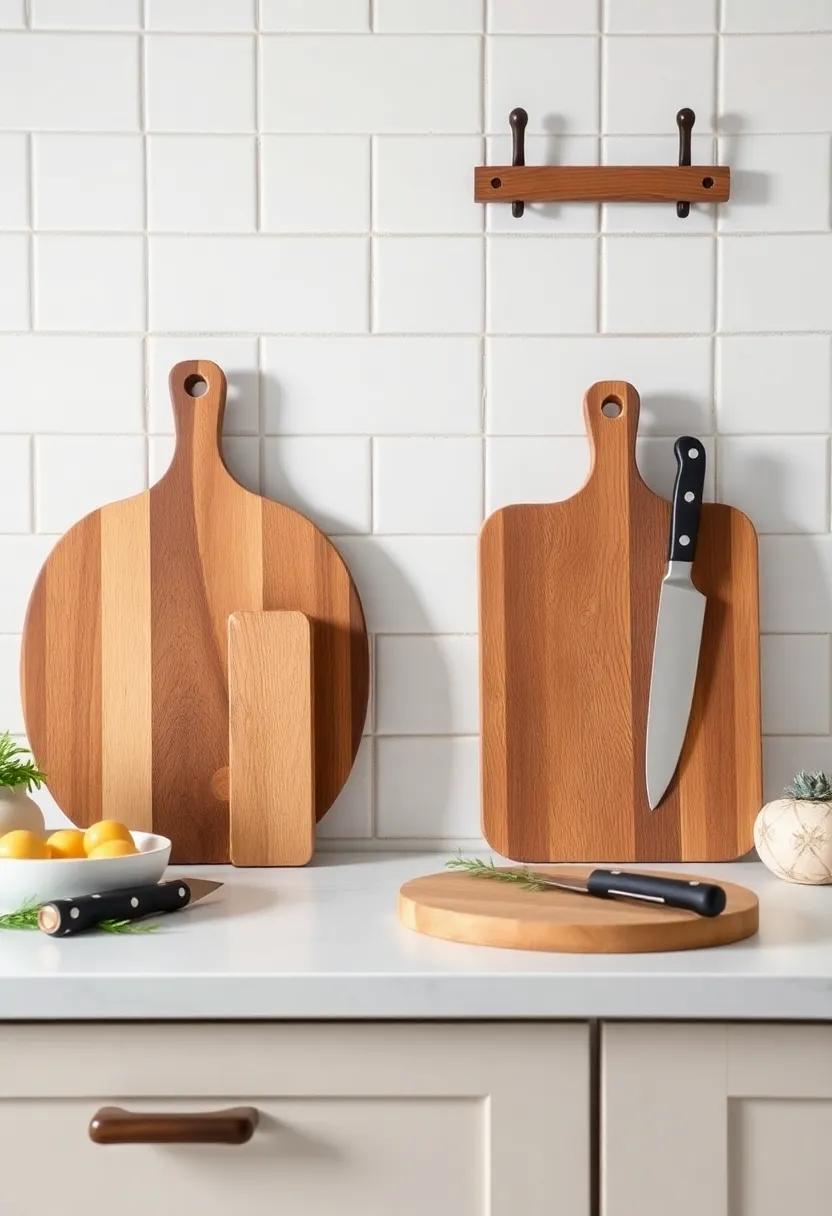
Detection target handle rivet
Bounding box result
[684,490,695,502]
[70,907,80,919]
[688,447,699,458]
[679,534,691,546]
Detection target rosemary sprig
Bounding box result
[446,855,551,892]
[0,732,46,791]
[0,900,159,934]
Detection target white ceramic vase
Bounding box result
[0,784,45,838]
[754,797,832,885]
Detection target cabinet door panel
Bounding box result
[602,1023,832,1216]
[0,1022,589,1216]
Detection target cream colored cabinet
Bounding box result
[0,1022,589,1216]
[602,1023,832,1216]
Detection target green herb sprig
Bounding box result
[0,732,46,791]
[0,899,159,934]
[446,854,550,892]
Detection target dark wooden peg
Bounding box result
[509,107,528,218]
[676,107,695,218]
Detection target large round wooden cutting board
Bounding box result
[398,868,758,953]
[21,360,369,863]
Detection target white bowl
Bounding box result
[0,831,171,913]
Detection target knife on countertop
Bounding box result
[524,868,726,918]
[37,878,223,937]
[645,436,707,812]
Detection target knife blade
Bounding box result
[522,867,725,917]
[37,878,223,937]
[646,436,707,811]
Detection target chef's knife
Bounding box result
[524,867,725,917]
[37,878,222,937]
[646,436,707,810]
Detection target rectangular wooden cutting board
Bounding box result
[479,381,761,862]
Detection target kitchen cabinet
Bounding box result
[602,1023,832,1216]
[0,1021,589,1216]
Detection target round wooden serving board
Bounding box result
[398,868,759,953]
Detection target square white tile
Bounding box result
[716,337,832,434]
[603,237,714,334]
[261,136,370,233]
[0,0,24,28]
[316,737,373,839]
[485,135,599,234]
[718,436,829,534]
[719,235,832,332]
[0,636,23,734]
[0,436,30,532]
[147,136,256,232]
[489,0,599,32]
[373,237,483,333]
[762,635,831,735]
[487,336,714,436]
[35,235,144,332]
[0,234,28,329]
[149,235,368,333]
[0,336,143,432]
[721,34,832,133]
[261,0,369,30]
[36,435,146,533]
[603,36,715,133]
[375,136,483,234]
[146,0,256,29]
[0,135,27,228]
[262,336,482,434]
[759,535,832,632]
[486,436,589,512]
[0,537,56,632]
[335,535,477,633]
[375,0,483,31]
[487,36,599,134]
[488,237,598,334]
[376,636,479,735]
[147,336,259,434]
[262,436,371,534]
[33,134,144,231]
[260,35,480,133]
[605,0,716,31]
[0,33,139,131]
[722,0,832,31]
[718,135,832,232]
[602,135,716,233]
[145,35,255,132]
[31,0,140,27]
[376,736,480,838]
[374,437,483,533]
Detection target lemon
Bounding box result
[47,829,86,860]
[0,829,50,859]
[83,819,133,856]
[87,839,137,860]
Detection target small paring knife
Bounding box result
[529,868,726,918]
[37,878,222,937]
[645,436,708,811]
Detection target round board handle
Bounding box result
[168,359,228,458]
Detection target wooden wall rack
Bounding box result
[475,107,730,218]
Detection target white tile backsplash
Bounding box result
[2,9,832,844]
[33,135,144,231]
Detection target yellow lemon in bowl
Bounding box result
[0,829,50,859]
[83,820,133,856]
[87,839,137,860]
[47,829,86,860]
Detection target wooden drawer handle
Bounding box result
[89,1105,259,1145]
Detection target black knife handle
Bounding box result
[38,880,192,937]
[586,869,726,917]
[668,436,706,562]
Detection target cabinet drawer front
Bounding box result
[0,1022,589,1216]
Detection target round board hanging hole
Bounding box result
[601,397,622,418]
[183,373,208,398]
[702,176,714,188]
[490,176,502,188]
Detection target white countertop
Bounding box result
[0,853,830,1021]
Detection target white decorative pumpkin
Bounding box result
[754,770,832,885]
[0,784,45,838]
